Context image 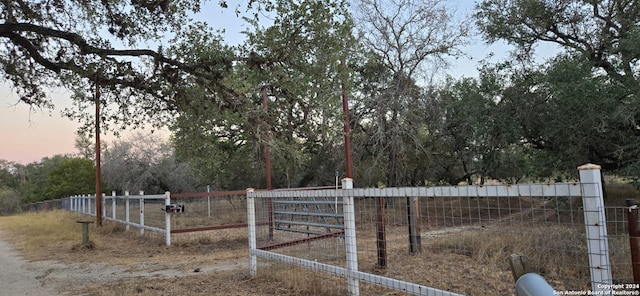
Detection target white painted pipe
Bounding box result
[515,273,556,296]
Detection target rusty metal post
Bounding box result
[341,58,353,179]
[95,80,102,227]
[376,196,387,268]
[262,87,272,190]
[626,199,640,283]
[262,88,273,240]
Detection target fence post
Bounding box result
[207,185,211,218]
[125,191,130,231]
[342,178,360,296]
[88,194,92,215]
[165,191,171,246]
[509,254,534,281]
[626,199,640,283]
[139,191,145,236]
[578,163,613,292]
[247,188,257,276]
[111,191,116,219]
[81,195,86,213]
[407,195,421,254]
[376,194,387,268]
[102,193,106,220]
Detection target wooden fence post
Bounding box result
[407,195,421,254]
[509,254,533,281]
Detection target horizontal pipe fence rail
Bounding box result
[247,164,618,295]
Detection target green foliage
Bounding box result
[0,160,18,189]
[2,0,278,136]
[538,56,626,170]
[475,0,640,75]
[474,0,640,178]
[8,0,639,189]
[494,55,639,175]
[3,155,98,203]
[0,187,21,215]
[18,155,69,202]
[171,0,356,189]
[3,0,211,106]
[44,158,96,200]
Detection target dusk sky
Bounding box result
[0,2,251,164]
[1,85,80,164]
[0,2,560,165]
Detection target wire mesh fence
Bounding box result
[352,186,590,293]
[249,175,628,295]
[170,191,248,231]
[20,198,66,212]
[168,191,249,245]
[605,206,634,285]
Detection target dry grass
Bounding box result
[605,183,640,206]
[425,225,591,291]
[0,211,83,250]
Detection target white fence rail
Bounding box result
[247,164,613,295]
[66,191,174,246]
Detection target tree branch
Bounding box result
[0,22,231,83]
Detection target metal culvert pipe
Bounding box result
[515,273,556,296]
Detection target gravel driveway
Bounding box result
[0,239,58,296]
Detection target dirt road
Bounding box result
[0,239,58,296]
[0,233,250,296]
